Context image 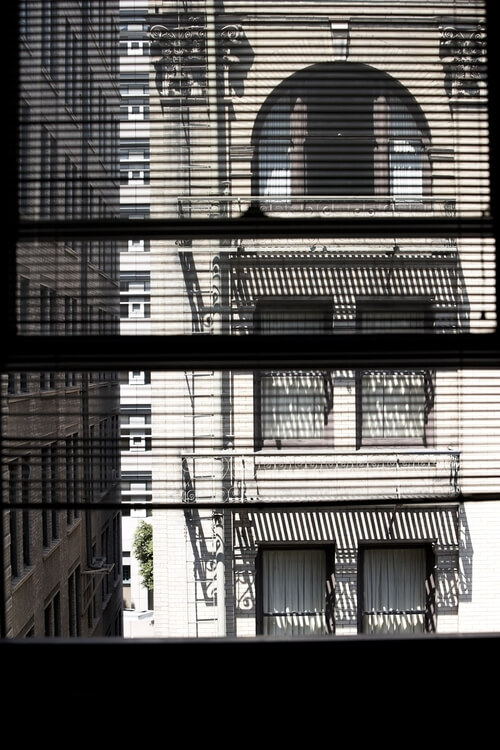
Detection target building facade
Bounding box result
[119,0,155,629]
[143,1,500,638]
[2,0,122,638]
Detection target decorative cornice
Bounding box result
[220,23,245,66]
[439,23,486,98]
[149,17,207,98]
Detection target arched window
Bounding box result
[253,63,431,202]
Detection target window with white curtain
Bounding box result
[259,548,332,636]
[361,547,434,635]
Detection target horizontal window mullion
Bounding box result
[3,333,500,370]
[17,215,494,242]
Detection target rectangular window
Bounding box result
[256,300,332,334]
[40,285,56,335]
[257,547,334,636]
[64,158,78,221]
[19,102,31,215]
[44,591,61,637]
[64,21,78,112]
[9,462,19,578]
[19,0,29,39]
[21,457,30,568]
[6,0,498,653]
[357,300,434,446]
[19,277,30,334]
[255,302,333,448]
[41,0,56,77]
[360,546,435,634]
[65,434,79,524]
[41,443,58,547]
[40,287,57,390]
[389,97,424,198]
[40,127,57,218]
[357,297,433,334]
[68,567,81,637]
[258,371,331,447]
[359,369,434,445]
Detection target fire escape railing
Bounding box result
[181,449,460,504]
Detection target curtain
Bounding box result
[389,96,423,197]
[259,96,291,196]
[262,549,326,636]
[290,96,307,196]
[373,93,390,196]
[363,548,426,634]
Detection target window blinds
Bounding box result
[3,0,500,642]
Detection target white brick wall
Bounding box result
[458,502,500,633]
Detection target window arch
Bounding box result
[252,62,432,202]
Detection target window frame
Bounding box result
[357,542,436,635]
[254,368,335,450]
[253,297,335,450]
[355,297,436,448]
[3,0,499,659]
[356,367,436,449]
[252,62,432,204]
[255,544,335,636]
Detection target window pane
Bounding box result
[17,2,496,336]
[3,366,500,638]
[7,0,499,649]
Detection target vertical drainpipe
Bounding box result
[206,0,226,636]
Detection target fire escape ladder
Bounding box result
[185,371,220,504]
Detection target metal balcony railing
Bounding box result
[181,449,460,504]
